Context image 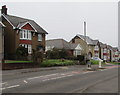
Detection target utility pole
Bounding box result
[84,21,87,64]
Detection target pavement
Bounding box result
[2,64,104,74]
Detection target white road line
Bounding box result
[1,85,20,90]
[42,74,74,82]
[0,82,7,85]
[83,72,89,74]
[27,73,59,80]
[23,80,28,83]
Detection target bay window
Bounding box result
[19,29,32,40]
[20,44,32,54]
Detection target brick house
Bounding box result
[70,34,100,59]
[1,5,48,60]
[0,21,5,62]
[112,47,119,61]
[46,39,82,57]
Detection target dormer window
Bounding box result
[38,34,42,41]
[19,29,31,40]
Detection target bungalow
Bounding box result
[46,39,82,57]
[70,34,100,59]
[1,5,48,60]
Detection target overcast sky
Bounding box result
[0,1,118,47]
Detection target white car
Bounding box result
[91,57,103,62]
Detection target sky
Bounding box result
[0,1,118,47]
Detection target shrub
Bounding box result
[16,46,28,60]
[65,56,77,60]
[32,49,43,65]
[77,55,84,62]
[46,48,68,59]
[59,49,68,58]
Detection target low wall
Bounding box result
[2,62,39,70]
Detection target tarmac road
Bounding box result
[1,65,119,93]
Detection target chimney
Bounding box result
[1,5,7,15]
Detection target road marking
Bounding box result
[1,85,20,90]
[27,73,59,80]
[0,82,7,85]
[23,80,28,83]
[42,79,50,82]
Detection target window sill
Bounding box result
[20,39,32,40]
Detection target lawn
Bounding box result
[41,59,75,67]
[108,62,120,65]
[90,60,105,65]
[5,60,33,63]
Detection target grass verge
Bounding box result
[40,59,75,67]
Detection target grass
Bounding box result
[5,60,33,63]
[108,62,120,65]
[90,60,105,65]
[40,59,75,67]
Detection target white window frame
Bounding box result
[28,30,32,40]
[28,45,32,54]
[38,34,42,41]
[19,44,32,54]
[19,29,32,40]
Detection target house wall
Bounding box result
[32,33,45,50]
[88,45,94,57]
[70,36,95,58]
[70,36,88,55]
[0,27,2,61]
[2,17,16,59]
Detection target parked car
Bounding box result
[91,57,103,62]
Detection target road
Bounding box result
[1,65,119,93]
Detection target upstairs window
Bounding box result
[38,34,42,41]
[19,29,32,40]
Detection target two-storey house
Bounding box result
[70,34,100,59]
[1,5,48,60]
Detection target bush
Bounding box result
[46,48,68,59]
[79,61,86,65]
[16,46,28,60]
[46,50,59,59]
[32,49,43,64]
[77,55,84,62]
[65,56,77,60]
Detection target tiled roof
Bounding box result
[76,34,98,45]
[99,42,107,48]
[2,14,48,34]
[46,39,80,50]
[46,39,71,49]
